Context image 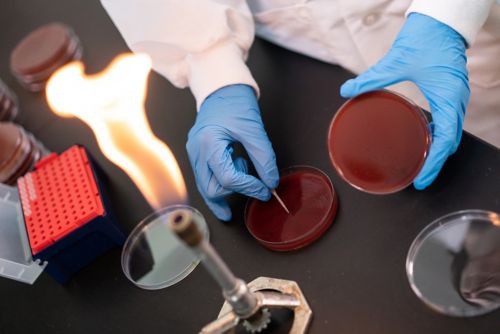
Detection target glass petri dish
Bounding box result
[10,23,82,92]
[245,166,338,251]
[121,205,209,290]
[328,90,431,194]
[406,210,500,317]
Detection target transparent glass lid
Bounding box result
[121,205,209,290]
[406,210,500,317]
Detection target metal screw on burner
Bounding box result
[168,209,313,334]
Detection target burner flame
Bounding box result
[46,53,186,209]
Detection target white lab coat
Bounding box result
[101,0,500,146]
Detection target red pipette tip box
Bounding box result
[19,146,104,254]
[17,145,124,283]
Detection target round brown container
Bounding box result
[245,166,338,251]
[10,23,82,92]
[0,80,19,121]
[0,123,47,185]
[328,90,431,194]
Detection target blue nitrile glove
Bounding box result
[340,13,470,189]
[186,84,279,221]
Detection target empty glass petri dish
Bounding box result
[406,210,500,317]
[121,205,209,290]
[328,90,431,194]
[10,23,82,92]
[245,166,338,251]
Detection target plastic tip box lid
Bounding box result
[0,183,46,284]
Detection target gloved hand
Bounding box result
[340,13,470,189]
[187,84,279,221]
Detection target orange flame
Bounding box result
[46,53,187,209]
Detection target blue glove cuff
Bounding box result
[203,84,257,106]
[406,13,467,48]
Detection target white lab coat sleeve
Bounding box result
[100,0,258,109]
[406,0,497,46]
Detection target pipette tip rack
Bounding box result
[17,145,125,283]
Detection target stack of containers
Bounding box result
[1,22,83,186]
[0,79,18,121]
[0,123,47,185]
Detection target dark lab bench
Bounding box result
[0,1,499,333]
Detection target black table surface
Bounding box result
[1,1,499,333]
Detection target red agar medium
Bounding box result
[0,123,46,185]
[245,166,338,251]
[328,90,431,194]
[10,23,82,91]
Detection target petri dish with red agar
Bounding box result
[0,123,47,185]
[245,166,338,251]
[0,79,18,121]
[328,90,431,194]
[10,23,82,92]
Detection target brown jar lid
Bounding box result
[10,23,82,91]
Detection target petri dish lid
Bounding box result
[245,166,338,251]
[121,205,209,290]
[406,210,500,317]
[328,90,431,194]
[0,183,46,284]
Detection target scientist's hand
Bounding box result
[340,13,470,189]
[187,84,279,221]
